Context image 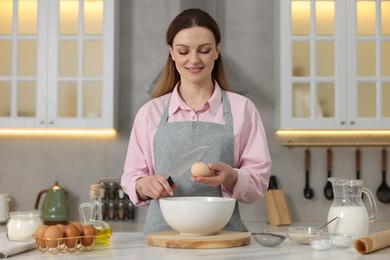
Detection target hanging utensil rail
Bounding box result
[283,141,390,148]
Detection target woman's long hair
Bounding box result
[151,8,231,99]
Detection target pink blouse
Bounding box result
[121,83,271,206]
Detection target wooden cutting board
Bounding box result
[147,230,251,249]
[263,189,292,226]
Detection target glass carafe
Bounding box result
[327,177,377,238]
[79,184,112,245]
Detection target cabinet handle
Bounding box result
[340,121,346,125]
[48,120,54,124]
[350,121,355,125]
[39,120,44,124]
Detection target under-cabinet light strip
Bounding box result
[283,141,390,147]
[276,130,390,136]
[0,129,117,136]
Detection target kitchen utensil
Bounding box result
[356,148,364,199]
[327,177,377,238]
[147,230,250,249]
[34,182,69,225]
[376,148,390,203]
[159,197,235,236]
[304,149,314,199]
[251,232,286,247]
[313,216,338,235]
[263,175,291,226]
[323,149,334,200]
[286,227,321,245]
[146,146,209,200]
[356,148,361,180]
[354,228,390,254]
[166,146,209,186]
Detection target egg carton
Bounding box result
[34,235,97,254]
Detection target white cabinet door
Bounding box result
[346,0,390,129]
[0,0,117,130]
[280,0,390,130]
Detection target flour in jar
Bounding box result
[327,206,369,238]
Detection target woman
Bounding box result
[121,8,271,235]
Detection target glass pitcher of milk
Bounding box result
[327,177,377,238]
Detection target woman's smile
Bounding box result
[186,66,203,73]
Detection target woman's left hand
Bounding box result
[191,162,238,192]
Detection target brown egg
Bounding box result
[191,162,210,177]
[35,225,48,248]
[63,224,80,248]
[81,225,97,246]
[72,222,84,233]
[44,225,63,248]
[56,224,65,233]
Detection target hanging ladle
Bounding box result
[323,148,334,200]
[356,148,364,199]
[304,149,314,199]
[376,148,390,203]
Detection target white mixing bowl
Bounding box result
[160,196,236,236]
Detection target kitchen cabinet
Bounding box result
[0,0,118,129]
[279,0,390,130]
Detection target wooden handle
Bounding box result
[382,148,387,172]
[356,148,361,171]
[327,149,332,171]
[305,149,310,172]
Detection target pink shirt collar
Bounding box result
[168,82,222,118]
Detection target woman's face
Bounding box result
[170,26,221,87]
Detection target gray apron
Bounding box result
[143,90,247,235]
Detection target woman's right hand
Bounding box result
[135,175,175,200]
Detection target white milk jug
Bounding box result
[327,178,377,238]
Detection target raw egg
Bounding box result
[44,225,63,248]
[35,225,48,248]
[191,162,210,177]
[63,224,80,248]
[81,225,97,246]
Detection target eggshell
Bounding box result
[56,224,65,233]
[35,225,49,248]
[64,224,80,248]
[44,225,63,248]
[191,162,210,177]
[81,225,97,246]
[71,222,84,233]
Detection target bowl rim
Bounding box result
[251,232,286,240]
[160,196,236,202]
[328,233,356,239]
[285,226,322,234]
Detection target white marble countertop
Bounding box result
[2,222,390,259]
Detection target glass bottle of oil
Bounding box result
[79,184,112,246]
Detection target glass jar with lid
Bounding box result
[7,211,42,242]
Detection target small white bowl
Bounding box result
[310,238,331,251]
[160,197,235,236]
[329,233,355,248]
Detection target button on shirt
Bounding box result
[121,83,271,206]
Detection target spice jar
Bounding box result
[7,211,42,242]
